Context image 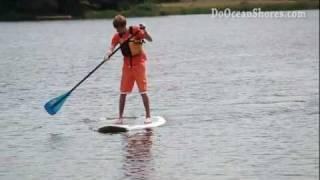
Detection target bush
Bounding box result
[124,3,160,17]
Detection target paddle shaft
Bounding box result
[69,50,112,93]
[69,31,139,94]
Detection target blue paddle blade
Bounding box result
[44,92,71,115]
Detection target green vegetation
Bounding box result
[0,0,83,21]
[0,0,319,21]
[85,2,160,19]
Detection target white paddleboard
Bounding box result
[98,116,166,133]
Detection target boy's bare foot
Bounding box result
[144,117,152,124]
[114,118,123,124]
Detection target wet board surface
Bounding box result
[97,116,166,133]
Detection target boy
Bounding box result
[105,15,153,124]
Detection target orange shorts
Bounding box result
[120,62,147,94]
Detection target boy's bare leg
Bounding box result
[141,93,151,122]
[117,94,127,124]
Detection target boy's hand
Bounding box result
[104,46,115,60]
[104,51,111,61]
[139,24,146,30]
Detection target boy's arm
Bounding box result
[144,30,152,42]
[139,24,152,42]
[108,44,116,55]
[104,36,119,60]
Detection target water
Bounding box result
[0,10,319,180]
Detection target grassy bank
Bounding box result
[1,0,318,21]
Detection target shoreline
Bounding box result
[0,1,318,21]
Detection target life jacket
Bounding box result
[119,26,144,57]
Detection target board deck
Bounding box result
[97,116,166,133]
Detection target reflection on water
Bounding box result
[122,130,154,180]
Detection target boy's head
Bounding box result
[113,15,127,34]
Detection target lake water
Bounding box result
[0,10,319,180]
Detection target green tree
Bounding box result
[57,0,83,16]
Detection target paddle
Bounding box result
[44,31,139,115]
